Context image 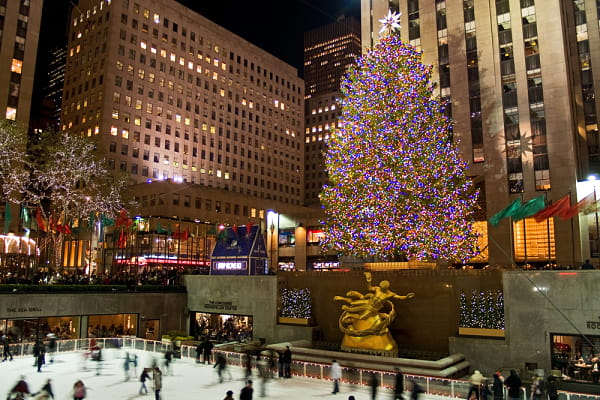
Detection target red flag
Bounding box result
[35,208,46,232]
[245,221,253,235]
[117,230,126,248]
[559,193,595,220]
[534,195,571,222]
[116,210,132,228]
[180,228,189,241]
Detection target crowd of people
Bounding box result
[464,369,559,400]
[0,268,185,286]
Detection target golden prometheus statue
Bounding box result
[333,272,415,356]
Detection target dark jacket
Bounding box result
[240,386,253,400]
[504,372,522,399]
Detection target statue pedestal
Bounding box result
[340,332,398,357]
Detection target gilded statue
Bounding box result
[334,272,415,355]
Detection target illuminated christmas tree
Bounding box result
[320,12,479,261]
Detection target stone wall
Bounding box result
[280,269,503,353]
[185,275,314,345]
[0,291,188,337]
[450,270,600,377]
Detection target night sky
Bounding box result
[177,0,361,74]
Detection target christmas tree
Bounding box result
[320,12,479,261]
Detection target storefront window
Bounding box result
[192,312,252,343]
[551,333,600,382]
[1,316,81,342]
[278,229,295,246]
[307,229,326,244]
[88,314,138,337]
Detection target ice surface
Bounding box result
[0,349,442,400]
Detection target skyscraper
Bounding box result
[61,0,305,209]
[361,0,597,267]
[0,0,43,125]
[304,16,361,206]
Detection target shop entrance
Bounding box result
[1,316,81,342]
[551,333,600,382]
[88,314,138,337]
[191,312,252,343]
[143,319,160,340]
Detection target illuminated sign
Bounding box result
[214,261,247,271]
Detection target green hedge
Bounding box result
[0,284,186,293]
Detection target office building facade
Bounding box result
[0,0,43,125]
[304,16,361,206]
[361,0,600,267]
[62,0,304,207]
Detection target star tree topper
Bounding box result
[378,10,401,36]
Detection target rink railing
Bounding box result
[5,337,595,400]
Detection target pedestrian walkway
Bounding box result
[0,348,431,400]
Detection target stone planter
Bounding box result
[278,316,313,326]
[458,327,505,337]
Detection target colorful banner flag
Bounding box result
[512,196,546,221]
[534,195,571,222]
[559,193,595,220]
[35,207,47,232]
[3,201,11,234]
[489,199,522,227]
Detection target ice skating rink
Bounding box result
[0,348,424,400]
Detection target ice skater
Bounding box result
[123,352,131,381]
[32,378,54,400]
[153,367,163,400]
[2,334,13,361]
[163,348,173,375]
[8,376,30,400]
[73,380,86,400]
[139,368,152,395]
[214,353,233,383]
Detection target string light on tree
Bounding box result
[320,11,479,261]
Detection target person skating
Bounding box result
[46,334,57,363]
[410,381,424,400]
[34,341,46,373]
[331,360,342,394]
[394,368,404,400]
[2,334,13,361]
[72,380,86,400]
[139,368,152,395]
[123,352,131,381]
[240,380,253,400]
[8,376,30,400]
[32,379,54,400]
[369,372,379,400]
[163,348,173,375]
[257,355,270,397]
[203,338,214,364]
[214,353,233,383]
[282,346,292,378]
[153,367,163,400]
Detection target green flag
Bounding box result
[512,196,546,221]
[489,199,522,227]
[4,201,12,234]
[157,221,168,234]
[20,205,30,226]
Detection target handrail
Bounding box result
[4,337,598,400]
